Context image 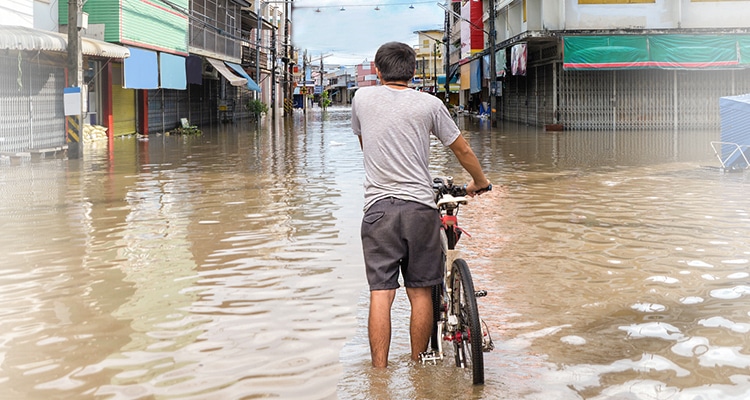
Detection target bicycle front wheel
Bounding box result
[429,282,443,351]
[450,258,484,385]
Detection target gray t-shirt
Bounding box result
[352,85,461,211]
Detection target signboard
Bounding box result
[64,87,82,116]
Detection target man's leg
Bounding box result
[406,286,433,361]
[369,289,397,368]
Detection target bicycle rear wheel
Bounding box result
[450,258,484,385]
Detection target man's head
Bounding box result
[374,42,416,83]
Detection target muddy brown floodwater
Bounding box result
[1,108,748,399]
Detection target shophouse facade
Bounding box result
[414,30,445,95]
[60,0,267,136]
[323,66,354,105]
[1,0,291,155]
[0,0,129,155]
[355,61,378,89]
[243,1,293,117]
[451,0,750,130]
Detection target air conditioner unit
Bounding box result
[203,60,219,79]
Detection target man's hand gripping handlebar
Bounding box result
[465,180,492,197]
[433,177,492,200]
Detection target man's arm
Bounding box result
[448,134,491,195]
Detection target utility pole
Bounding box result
[255,1,263,104]
[421,55,425,91]
[271,26,277,119]
[284,0,292,116]
[443,2,450,104]
[488,0,497,126]
[303,49,307,114]
[319,53,324,102]
[433,42,437,94]
[66,0,83,159]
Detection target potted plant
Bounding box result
[247,99,268,116]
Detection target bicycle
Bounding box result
[420,176,494,385]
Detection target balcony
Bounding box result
[241,44,268,72]
[189,23,242,60]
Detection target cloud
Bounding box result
[292,0,444,65]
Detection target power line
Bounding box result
[294,0,436,10]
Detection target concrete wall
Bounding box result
[500,0,750,34]
[33,0,57,31]
[568,0,748,31]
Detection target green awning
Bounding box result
[740,36,750,65]
[437,74,458,85]
[563,34,747,70]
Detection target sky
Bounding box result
[291,0,446,66]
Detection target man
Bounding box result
[351,41,491,368]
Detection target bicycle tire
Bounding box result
[450,258,484,385]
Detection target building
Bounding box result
[58,0,198,136]
[0,0,294,155]
[446,0,750,130]
[414,30,445,95]
[356,61,378,89]
[0,0,129,155]
[188,0,258,125]
[243,0,293,117]
[325,66,355,105]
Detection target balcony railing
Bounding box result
[189,23,242,60]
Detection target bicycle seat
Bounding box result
[437,193,468,208]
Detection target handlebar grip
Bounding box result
[475,183,492,194]
[462,183,492,195]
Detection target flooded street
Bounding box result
[2,107,750,399]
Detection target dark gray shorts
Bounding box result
[361,197,443,291]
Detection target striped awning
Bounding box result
[205,57,246,87]
[225,61,261,92]
[0,25,130,59]
[81,37,130,59]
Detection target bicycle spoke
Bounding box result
[451,258,484,385]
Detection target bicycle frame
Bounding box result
[430,192,469,362]
[422,177,492,385]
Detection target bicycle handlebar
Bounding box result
[432,176,492,199]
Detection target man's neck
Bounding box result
[382,81,410,89]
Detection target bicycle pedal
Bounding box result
[475,290,487,298]
[419,351,441,365]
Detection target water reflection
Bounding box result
[1,109,750,399]
[443,121,750,399]
[0,111,363,399]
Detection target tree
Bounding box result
[320,90,332,111]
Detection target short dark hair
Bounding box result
[374,42,416,82]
